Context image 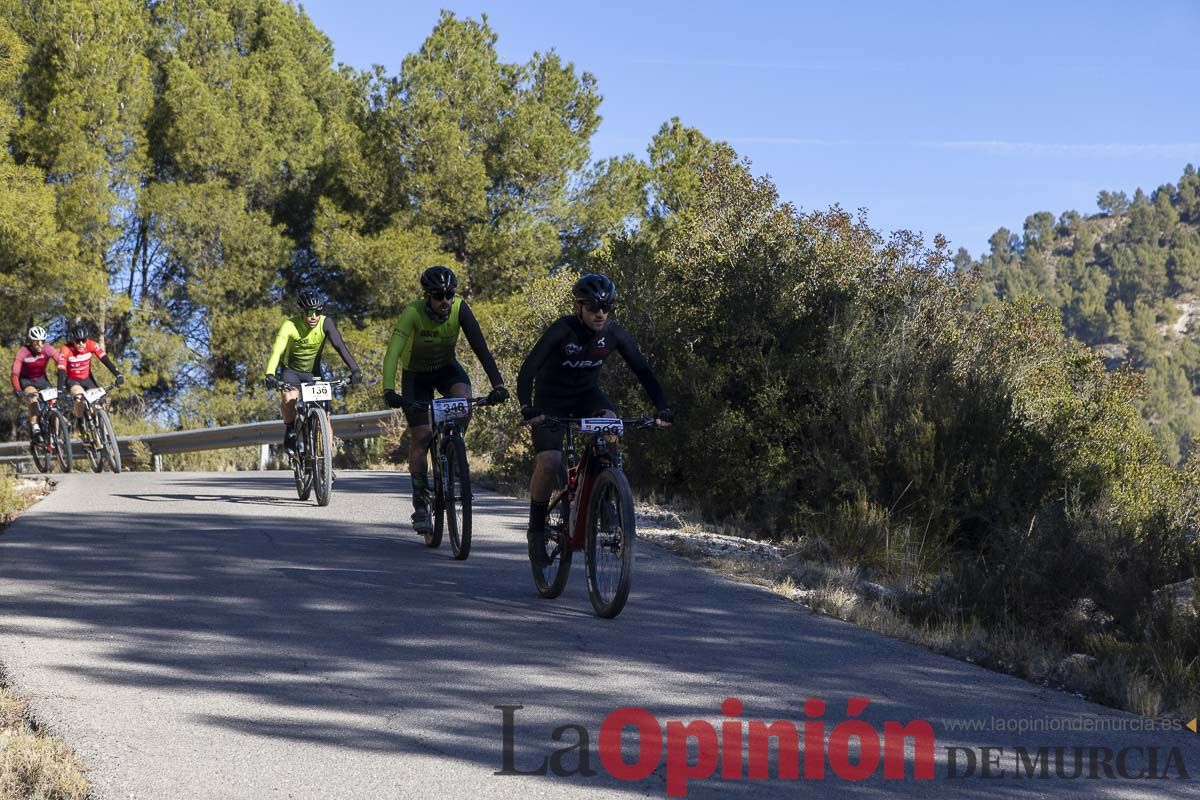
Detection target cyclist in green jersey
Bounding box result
[382,266,509,535]
[265,288,362,451]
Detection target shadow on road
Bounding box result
[0,471,1194,799]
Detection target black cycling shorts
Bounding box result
[65,376,99,391]
[401,362,471,425]
[19,376,50,391]
[530,388,617,453]
[278,368,317,390]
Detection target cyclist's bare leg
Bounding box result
[530,451,562,503]
[280,391,298,426]
[407,423,434,533]
[22,386,39,428]
[407,424,433,476]
[279,390,299,450]
[68,384,85,419]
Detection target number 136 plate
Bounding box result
[301,382,332,402]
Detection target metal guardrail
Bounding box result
[0,410,399,470]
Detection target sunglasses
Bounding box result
[427,290,455,301]
[583,301,613,314]
[304,308,323,317]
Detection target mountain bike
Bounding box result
[73,384,120,473]
[530,415,659,618]
[24,388,72,473]
[401,395,502,559]
[278,379,345,507]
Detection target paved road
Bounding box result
[0,472,1196,799]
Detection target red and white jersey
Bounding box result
[10,344,60,390]
[58,339,107,381]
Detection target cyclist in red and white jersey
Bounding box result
[10,326,60,436]
[56,323,124,420]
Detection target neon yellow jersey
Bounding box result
[382,298,463,389]
[265,316,327,375]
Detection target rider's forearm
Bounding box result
[382,331,407,392]
[264,326,289,377]
[323,317,360,374]
[99,354,120,376]
[460,303,504,387]
[10,361,20,393]
[619,338,668,410]
[517,324,563,407]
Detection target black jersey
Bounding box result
[517,315,667,410]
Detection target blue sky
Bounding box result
[298,0,1200,258]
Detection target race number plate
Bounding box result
[300,382,332,403]
[431,397,469,423]
[38,388,58,402]
[579,417,624,436]
[83,387,106,404]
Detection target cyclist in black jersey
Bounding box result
[517,273,672,564]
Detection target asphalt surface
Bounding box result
[0,471,1196,799]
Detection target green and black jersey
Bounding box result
[265,315,360,377]
[382,297,503,390]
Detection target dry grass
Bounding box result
[0,717,89,800]
[637,500,1199,723]
[0,476,50,529]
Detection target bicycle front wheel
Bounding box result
[443,432,472,560]
[97,408,121,473]
[293,419,313,500]
[29,419,50,473]
[83,412,103,473]
[585,467,636,618]
[531,487,573,598]
[309,407,333,506]
[51,409,73,472]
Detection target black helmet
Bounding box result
[420,265,458,295]
[69,323,89,343]
[296,288,325,311]
[572,273,617,306]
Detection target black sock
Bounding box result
[529,500,549,532]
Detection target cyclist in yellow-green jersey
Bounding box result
[381,265,508,535]
[265,288,362,451]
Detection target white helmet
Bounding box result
[27,326,47,342]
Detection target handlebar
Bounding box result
[538,415,660,430]
[276,379,348,392]
[395,395,501,412]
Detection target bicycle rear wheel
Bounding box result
[97,408,121,473]
[585,467,636,618]
[51,409,73,472]
[531,488,572,598]
[309,407,333,506]
[443,432,472,560]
